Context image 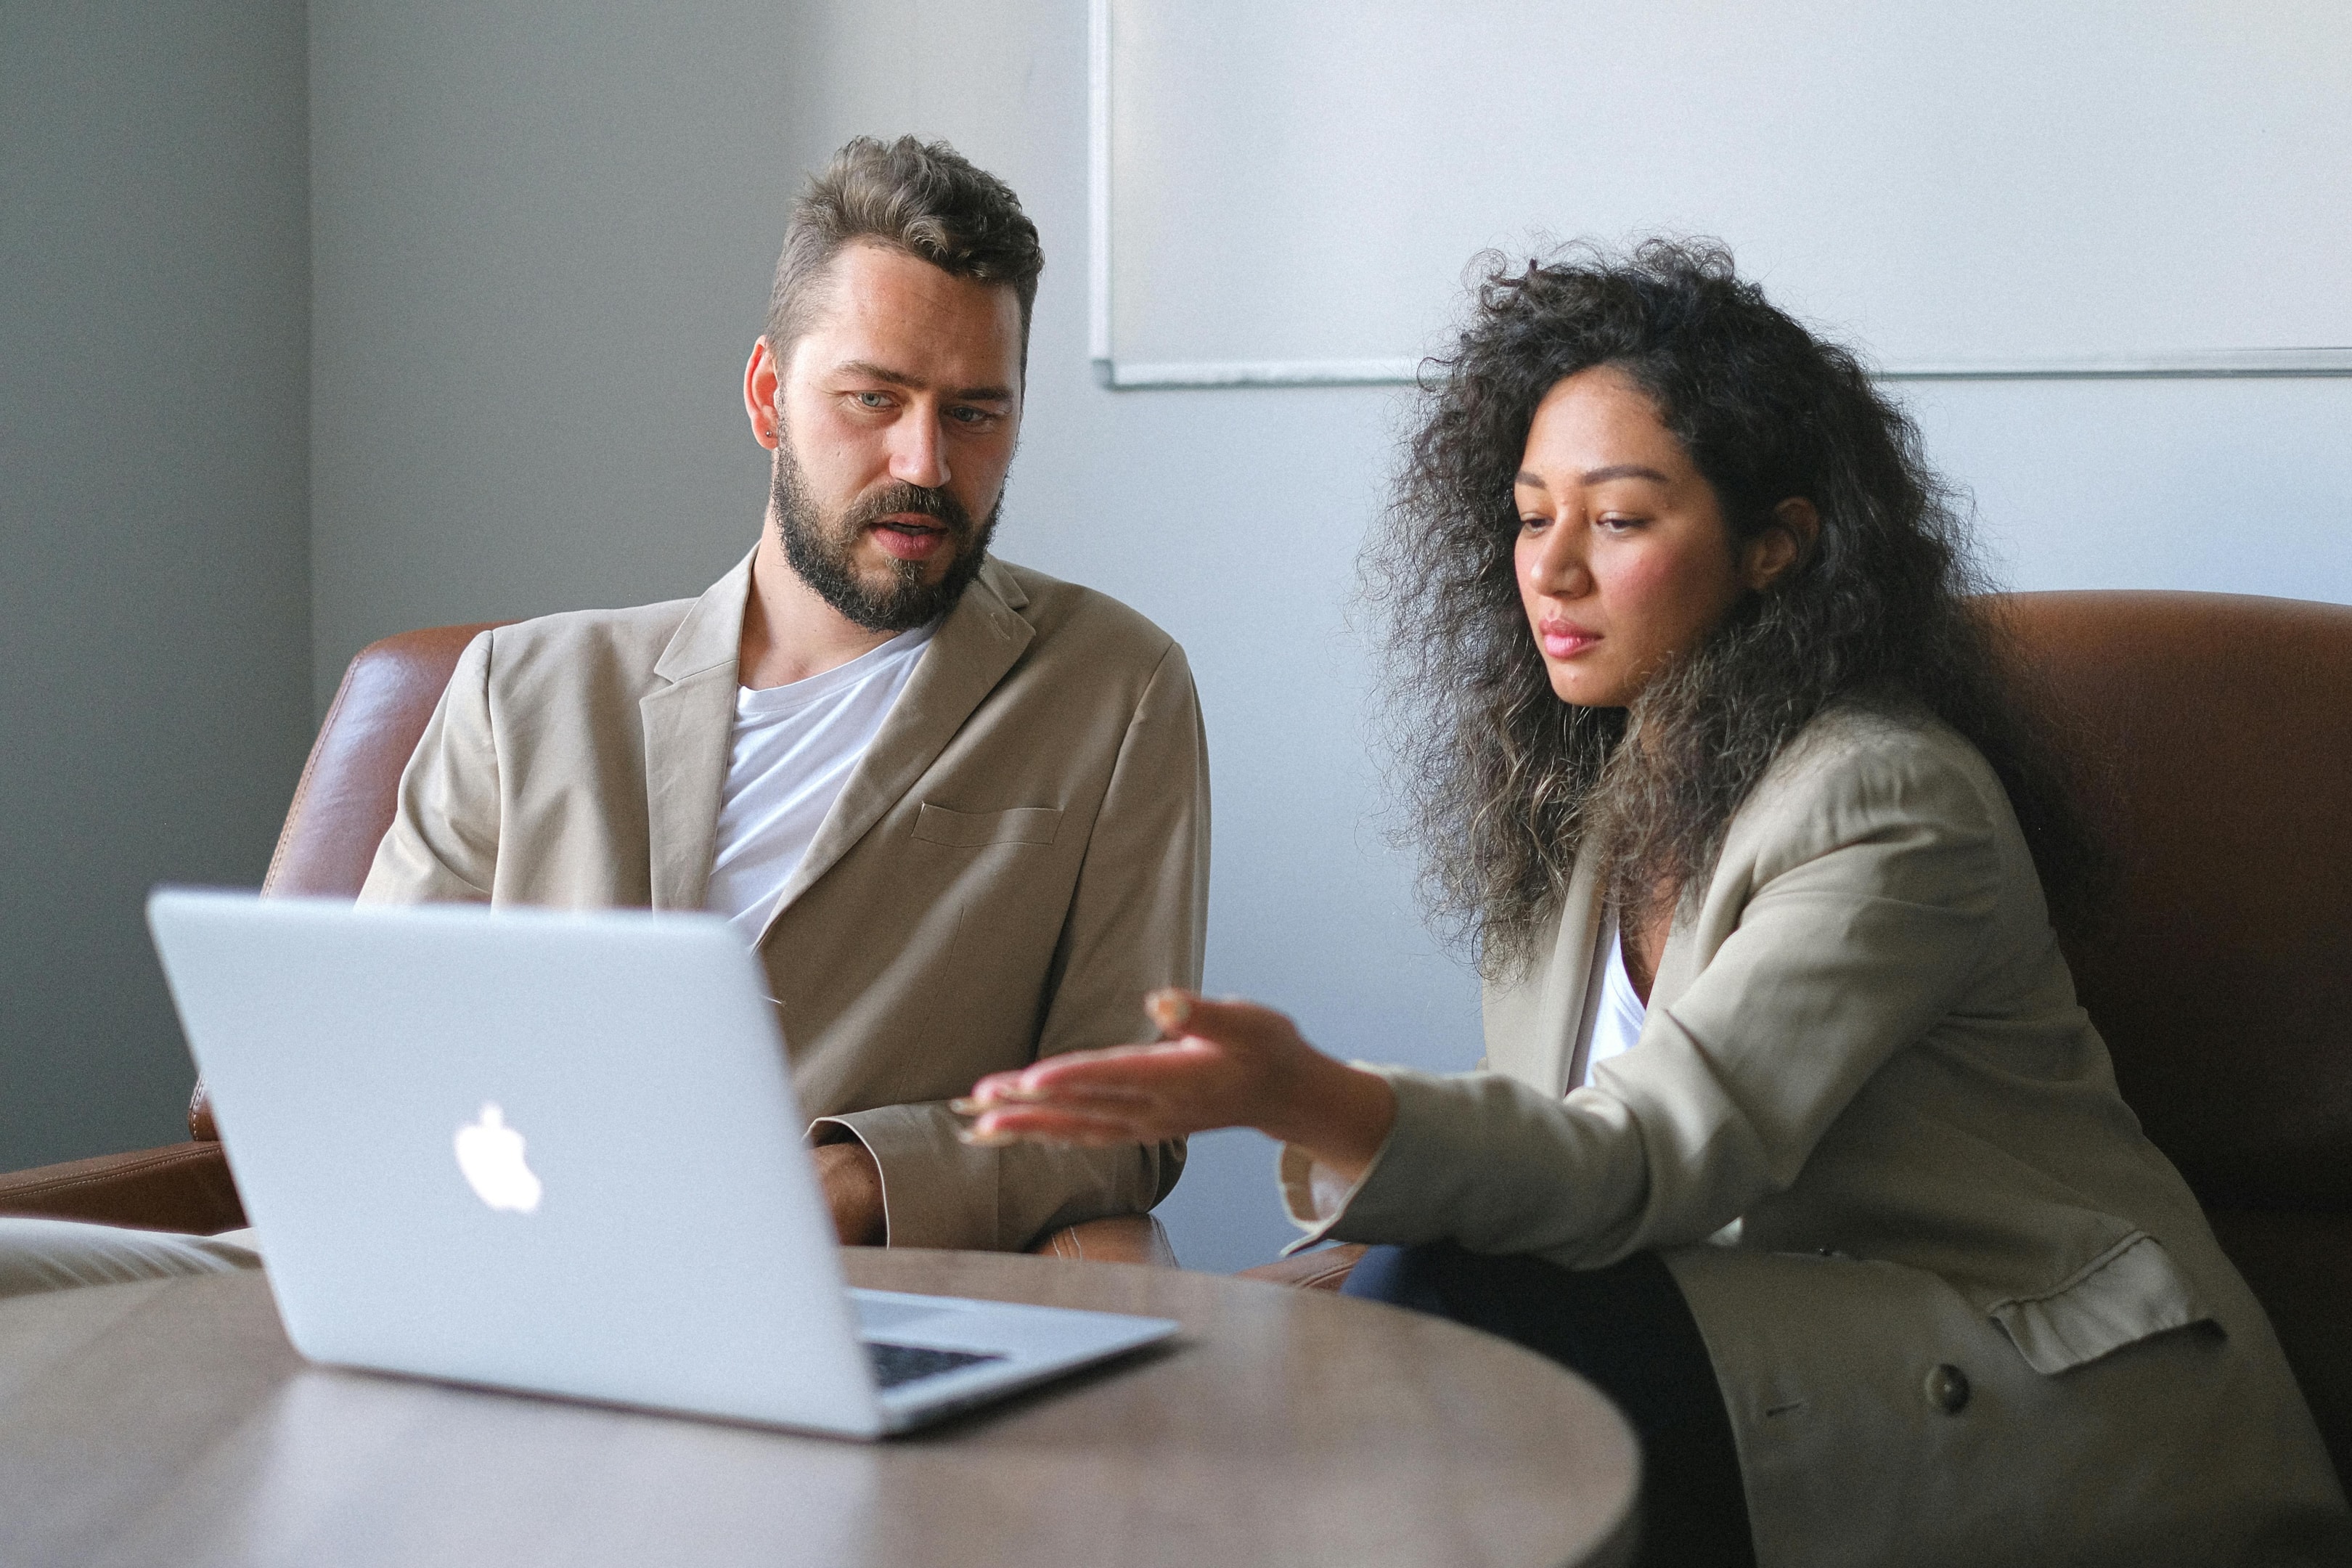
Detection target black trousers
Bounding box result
[1342,1242,1756,1568]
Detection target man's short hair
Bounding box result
[766,135,1045,376]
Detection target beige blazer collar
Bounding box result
[641,549,756,910]
[1647,905,1705,1016]
[638,550,1037,918]
[751,555,1035,940]
[1483,849,1608,1095]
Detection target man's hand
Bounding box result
[812,1136,886,1246]
[957,989,1398,1185]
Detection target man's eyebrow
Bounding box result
[836,360,1015,403]
[836,359,923,389]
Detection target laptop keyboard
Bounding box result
[863,1340,1006,1389]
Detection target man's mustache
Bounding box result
[843,482,973,539]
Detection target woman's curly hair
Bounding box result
[1365,240,2105,976]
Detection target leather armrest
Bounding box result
[1236,1243,1367,1291]
[0,1142,247,1235]
[1027,1212,1179,1267]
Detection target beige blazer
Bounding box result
[1289,706,2344,1566]
[361,551,1209,1251]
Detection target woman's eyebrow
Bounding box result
[1580,463,1670,485]
[1515,463,1673,491]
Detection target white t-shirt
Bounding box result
[1565,914,1649,1091]
[1580,928,1649,1087]
[704,623,934,943]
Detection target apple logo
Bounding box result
[454,1103,543,1214]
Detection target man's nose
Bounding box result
[888,408,951,490]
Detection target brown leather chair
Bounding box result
[0,624,1177,1268]
[1243,590,2352,1492]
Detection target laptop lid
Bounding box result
[147,890,891,1437]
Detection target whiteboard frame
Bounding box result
[1085,0,2352,391]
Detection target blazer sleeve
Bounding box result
[1296,726,2006,1268]
[357,630,500,904]
[817,641,1209,1251]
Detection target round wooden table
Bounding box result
[0,1251,1638,1567]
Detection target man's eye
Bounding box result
[947,405,995,426]
[854,391,892,409]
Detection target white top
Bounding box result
[703,623,934,943]
[1578,929,1648,1088]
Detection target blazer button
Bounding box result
[1924,1363,1971,1416]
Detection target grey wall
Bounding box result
[1,1,314,1168]
[308,0,790,711]
[306,0,2352,1270]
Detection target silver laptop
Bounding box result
[144,889,1177,1438]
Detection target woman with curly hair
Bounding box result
[961,242,2345,1565]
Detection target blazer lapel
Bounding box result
[1647,886,1707,1017]
[1483,849,1606,1095]
[756,557,1035,932]
[640,550,752,911]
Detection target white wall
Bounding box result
[1904,378,2352,604]
[1101,1,2352,376]
[307,0,2351,1270]
[1,1,314,1168]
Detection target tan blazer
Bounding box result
[1289,706,2344,1565]
[361,551,1208,1251]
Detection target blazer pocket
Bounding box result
[912,803,1063,849]
[1986,1230,2217,1375]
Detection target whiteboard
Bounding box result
[1090,0,2352,386]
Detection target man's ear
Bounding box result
[1743,497,1820,592]
[743,338,783,451]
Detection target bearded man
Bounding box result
[353,136,1207,1254]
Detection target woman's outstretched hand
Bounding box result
[955,989,1398,1186]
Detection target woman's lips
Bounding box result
[1539,622,1601,659]
[871,516,950,561]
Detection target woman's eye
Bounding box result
[1596,514,1641,534]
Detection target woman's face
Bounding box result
[1513,367,1785,709]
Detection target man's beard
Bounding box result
[769,446,999,633]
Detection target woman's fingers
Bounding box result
[962,1044,1217,1113]
[959,1104,1162,1147]
[1019,1040,1221,1093]
[957,1057,1164,1117]
[956,991,1316,1147]
[965,1042,1172,1102]
[1147,991,1295,1051]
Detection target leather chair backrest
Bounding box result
[1988,591,2352,1214]
[189,622,505,1142]
[263,624,510,899]
[232,598,2352,1204]
[254,598,2352,1201]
